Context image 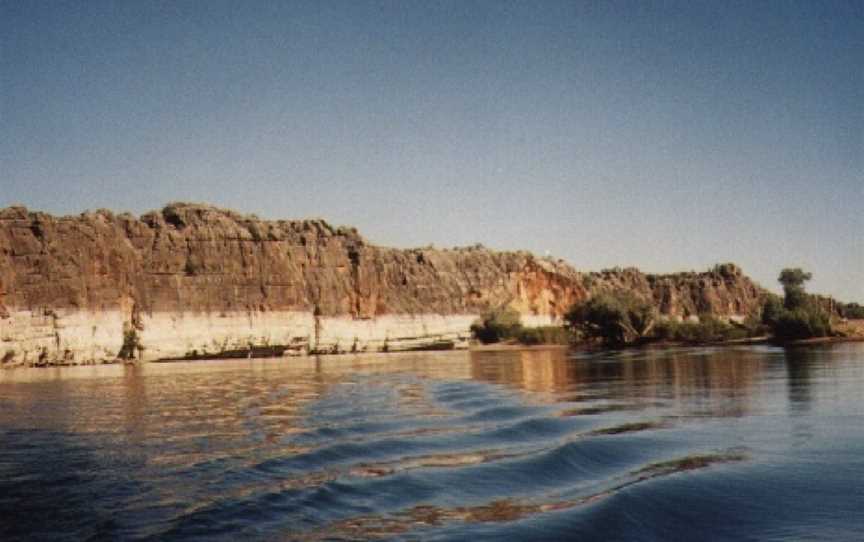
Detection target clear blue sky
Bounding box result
[1,1,862,301]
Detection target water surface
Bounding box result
[2,344,864,540]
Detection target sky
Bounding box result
[1,0,862,301]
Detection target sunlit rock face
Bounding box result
[0,203,765,366]
[584,263,765,323]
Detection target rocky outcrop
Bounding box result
[0,203,766,367]
[584,263,765,323]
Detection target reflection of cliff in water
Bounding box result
[0,359,333,458]
[783,348,813,413]
[469,347,766,417]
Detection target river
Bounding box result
[2,344,863,540]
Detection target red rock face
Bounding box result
[0,203,765,323]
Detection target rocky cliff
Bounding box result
[0,203,766,366]
[584,263,765,322]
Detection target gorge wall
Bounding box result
[0,203,766,367]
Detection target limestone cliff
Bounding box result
[0,203,765,366]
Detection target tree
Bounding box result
[778,268,813,310]
[761,294,784,326]
[565,293,655,345]
[766,268,831,340]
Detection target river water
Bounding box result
[2,344,864,541]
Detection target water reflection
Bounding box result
[3,344,864,541]
[784,348,813,413]
[470,347,766,418]
[123,365,148,446]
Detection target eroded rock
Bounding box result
[0,203,766,366]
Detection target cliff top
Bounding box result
[0,203,568,262]
[0,202,754,287]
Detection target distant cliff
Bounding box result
[0,203,765,366]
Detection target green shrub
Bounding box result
[841,303,864,319]
[565,293,655,345]
[773,307,831,340]
[471,309,574,346]
[652,320,677,341]
[516,326,574,345]
[652,315,755,343]
[118,327,140,360]
[740,313,766,336]
[764,268,832,340]
[761,294,784,326]
[470,307,523,344]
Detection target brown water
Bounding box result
[2,344,864,540]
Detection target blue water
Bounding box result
[2,344,864,541]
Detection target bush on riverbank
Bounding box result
[470,308,574,345]
[770,307,832,340]
[515,326,574,345]
[840,303,864,320]
[470,308,524,344]
[653,315,756,343]
[762,268,832,341]
[564,292,655,345]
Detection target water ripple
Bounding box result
[3,346,864,540]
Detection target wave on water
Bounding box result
[4,345,864,540]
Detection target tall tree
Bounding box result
[778,268,812,310]
[767,268,831,340]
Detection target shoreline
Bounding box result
[4,334,862,370]
[472,333,864,353]
[469,343,570,352]
[780,336,864,346]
